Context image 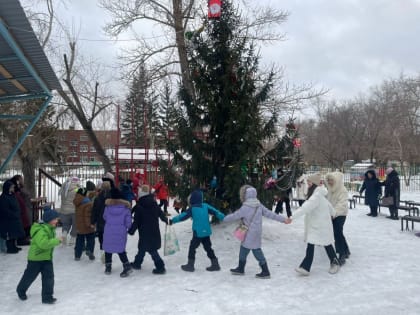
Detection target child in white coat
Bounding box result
[290,174,340,276]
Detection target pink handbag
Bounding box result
[233,206,259,242]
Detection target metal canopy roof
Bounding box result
[0,0,61,173]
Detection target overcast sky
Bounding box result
[46,0,420,100]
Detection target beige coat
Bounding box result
[325,172,349,217]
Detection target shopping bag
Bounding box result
[381,196,394,206]
[164,225,180,256]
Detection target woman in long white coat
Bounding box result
[291,174,340,276]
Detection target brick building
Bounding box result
[57,129,119,164]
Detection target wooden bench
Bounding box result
[401,215,420,231]
[352,195,365,204]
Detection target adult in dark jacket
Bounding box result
[359,170,382,217]
[128,185,169,274]
[11,175,31,245]
[381,167,400,220]
[0,180,25,253]
[91,181,111,252]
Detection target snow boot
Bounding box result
[230,260,246,275]
[86,251,95,261]
[152,260,166,274]
[328,258,340,274]
[338,254,346,265]
[206,258,221,272]
[120,262,133,278]
[6,240,19,254]
[68,236,76,246]
[104,263,112,275]
[131,261,142,270]
[295,267,310,276]
[256,263,270,279]
[42,297,57,304]
[181,259,195,272]
[16,290,27,301]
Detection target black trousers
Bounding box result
[332,216,350,256]
[369,205,378,216]
[188,235,216,260]
[275,198,292,217]
[105,251,129,265]
[159,199,169,213]
[75,233,95,258]
[17,261,54,300]
[300,243,337,271]
[134,248,165,269]
[97,231,104,250]
[389,206,398,218]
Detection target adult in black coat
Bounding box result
[91,181,111,250]
[128,190,168,274]
[381,168,400,220]
[0,180,25,253]
[359,170,382,217]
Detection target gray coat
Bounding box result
[224,186,286,249]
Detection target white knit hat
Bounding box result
[307,173,322,186]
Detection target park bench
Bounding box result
[352,195,365,204]
[401,215,420,231]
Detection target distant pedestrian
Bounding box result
[381,167,400,220]
[359,170,382,217]
[295,175,308,206]
[153,179,169,216]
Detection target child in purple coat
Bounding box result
[103,188,132,277]
[224,185,289,279]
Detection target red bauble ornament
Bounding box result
[293,138,302,148]
[208,0,222,19]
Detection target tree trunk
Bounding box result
[85,125,113,172]
[173,0,195,102]
[20,152,36,199]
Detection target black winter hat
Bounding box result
[77,188,87,196]
[86,181,96,191]
[110,188,123,200]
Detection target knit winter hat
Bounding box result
[110,188,123,199]
[386,167,394,175]
[139,185,150,198]
[307,173,322,186]
[86,181,96,192]
[43,208,60,223]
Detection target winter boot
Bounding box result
[120,262,133,278]
[295,267,310,276]
[86,251,95,261]
[152,260,166,274]
[338,254,346,265]
[131,261,142,270]
[206,258,221,272]
[68,236,76,246]
[6,240,19,254]
[328,258,340,274]
[16,290,27,301]
[256,263,271,279]
[104,263,112,275]
[230,260,246,275]
[181,259,195,272]
[42,297,57,304]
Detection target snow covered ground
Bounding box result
[1,192,420,315]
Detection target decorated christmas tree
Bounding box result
[167,0,279,210]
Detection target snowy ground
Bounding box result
[1,192,420,315]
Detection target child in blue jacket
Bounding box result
[171,189,225,272]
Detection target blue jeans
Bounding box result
[239,246,266,265]
[75,233,95,258]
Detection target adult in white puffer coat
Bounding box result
[325,172,350,264]
[291,174,340,276]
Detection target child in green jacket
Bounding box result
[16,206,62,304]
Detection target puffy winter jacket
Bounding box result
[325,172,349,217]
[74,193,95,235]
[172,190,224,238]
[59,178,80,215]
[28,223,61,261]
[292,186,336,246]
